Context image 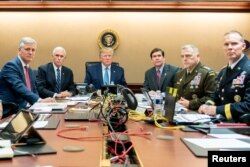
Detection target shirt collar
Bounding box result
[155,64,164,73]
[53,63,61,71]
[102,63,111,70]
[18,55,29,68]
[229,54,244,69]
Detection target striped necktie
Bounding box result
[55,68,61,93]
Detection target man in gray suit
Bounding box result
[143,48,179,94]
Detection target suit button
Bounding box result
[221,97,224,101]
[222,89,224,92]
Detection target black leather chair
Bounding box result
[85,61,119,71]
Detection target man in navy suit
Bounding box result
[143,48,179,94]
[84,47,127,89]
[199,31,250,122]
[0,37,55,117]
[36,47,75,98]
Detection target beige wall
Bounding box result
[0,12,250,83]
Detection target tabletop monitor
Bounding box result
[0,110,39,144]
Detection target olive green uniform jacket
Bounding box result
[174,62,217,110]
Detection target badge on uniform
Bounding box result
[232,71,246,88]
[190,73,201,89]
[234,95,241,102]
[176,77,183,85]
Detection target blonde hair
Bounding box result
[99,47,114,57]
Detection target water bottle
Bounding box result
[153,90,163,115]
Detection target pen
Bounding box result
[216,123,248,127]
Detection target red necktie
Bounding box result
[157,69,161,87]
[24,66,31,91]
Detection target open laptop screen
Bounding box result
[0,110,38,143]
[140,88,154,109]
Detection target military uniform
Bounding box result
[174,62,217,110]
[208,55,250,121]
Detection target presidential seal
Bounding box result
[98,29,120,50]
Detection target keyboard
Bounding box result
[64,112,99,121]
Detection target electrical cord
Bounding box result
[153,114,185,129]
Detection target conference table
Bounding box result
[0,111,208,167]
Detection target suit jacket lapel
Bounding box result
[49,63,57,85]
[150,69,158,89]
[15,57,26,83]
[60,66,65,88]
[159,65,168,89]
[98,64,104,85]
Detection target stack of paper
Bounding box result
[0,140,14,159]
[29,102,67,112]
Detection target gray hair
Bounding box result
[181,44,199,56]
[52,46,66,56]
[224,30,245,43]
[19,37,37,49]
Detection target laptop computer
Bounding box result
[140,88,154,109]
[164,93,211,125]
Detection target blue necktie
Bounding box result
[104,67,109,85]
[55,68,61,93]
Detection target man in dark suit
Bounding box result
[143,48,178,93]
[84,48,127,89]
[199,31,250,122]
[0,37,55,117]
[174,44,217,111]
[36,46,75,98]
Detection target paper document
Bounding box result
[29,102,67,111]
[0,121,9,129]
[66,96,90,101]
[0,140,14,159]
[33,121,48,128]
[183,138,250,149]
[175,113,211,123]
[208,133,250,139]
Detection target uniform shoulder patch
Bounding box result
[202,66,211,71]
